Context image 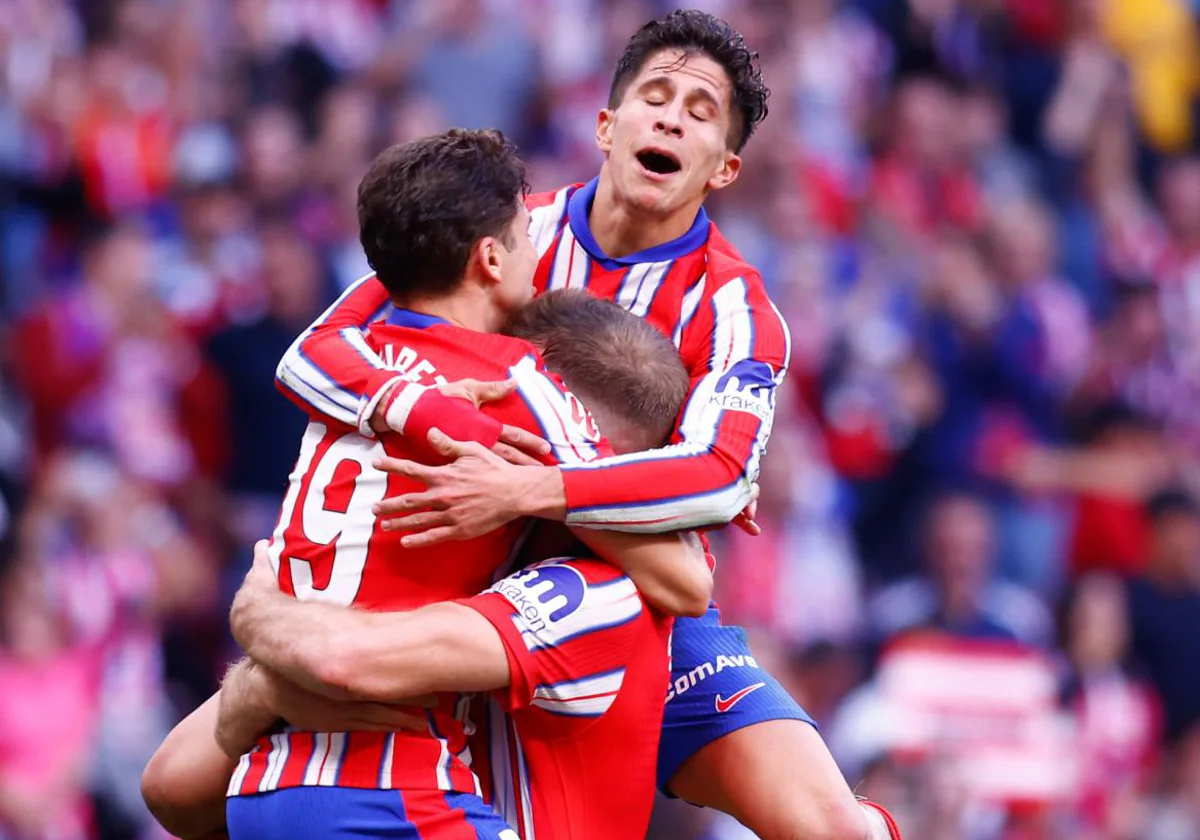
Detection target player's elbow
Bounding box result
[671,560,714,617]
[141,748,221,840]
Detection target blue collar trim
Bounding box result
[566,177,710,270]
[386,308,450,329]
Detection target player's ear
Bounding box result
[596,109,615,154]
[475,237,504,285]
[706,152,741,192]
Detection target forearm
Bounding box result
[141,693,235,840]
[275,275,396,432]
[572,527,711,616]
[230,587,362,700]
[215,659,282,758]
[560,441,753,531]
[312,604,510,701]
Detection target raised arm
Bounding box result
[277,274,548,457]
[558,275,789,530]
[376,275,789,535]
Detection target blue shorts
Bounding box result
[657,607,817,793]
[227,787,519,840]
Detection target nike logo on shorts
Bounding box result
[714,682,767,713]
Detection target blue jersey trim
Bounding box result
[566,177,709,270]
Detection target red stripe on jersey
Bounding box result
[334,733,387,790]
[238,743,270,795]
[401,791,490,840]
[275,732,315,789]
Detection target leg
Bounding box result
[668,720,869,840]
[658,611,898,840]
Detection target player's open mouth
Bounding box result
[636,148,682,177]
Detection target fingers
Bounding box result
[372,456,437,483]
[426,428,493,460]
[732,513,762,537]
[491,441,544,467]
[458,378,518,407]
[373,492,443,519]
[399,525,459,549]
[497,424,551,458]
[379,509,455,533]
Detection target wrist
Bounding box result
[521,466,567,520]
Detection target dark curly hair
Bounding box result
[608,9,769,153]
[357,129,528,299]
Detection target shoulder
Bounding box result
[489,558,642,630]
[702,223,766,290]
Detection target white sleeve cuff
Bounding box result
[355,375,406,438]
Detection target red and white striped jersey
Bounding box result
[464,557,671,840]
[276,177,791,533]
[228,309,611,800]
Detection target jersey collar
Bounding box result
[386,308,450,329]
[566,177,710,270]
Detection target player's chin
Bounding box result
[625,183,679,216]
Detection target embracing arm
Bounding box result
[230,545,510,702]
[141,692,241,840]
[571,528,711,617]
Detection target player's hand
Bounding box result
[435,379,550,466]
[256,666,430,733]
[372,428,542,547]
[731,483,761,536]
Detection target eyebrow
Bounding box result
[637,74,724,111]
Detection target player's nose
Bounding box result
[654,103,684,137]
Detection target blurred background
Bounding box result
[1,0,1199,838]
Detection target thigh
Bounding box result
[669,720,865,840]
[226,788,519,840]
[657,609,817,794]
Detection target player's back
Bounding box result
[467,558,672,839]
[231,313,604,800]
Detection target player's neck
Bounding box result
[393,289,500,334]
[589,170,705,258]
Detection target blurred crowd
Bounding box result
[1,0,1199,839]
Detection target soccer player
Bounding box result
[274,10,900,840]
[144,296,703,839]
[144,129,710,840]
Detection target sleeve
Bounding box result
[506,353,614,466]
[274,273,404,434]
[558,274,790,531]
[463,560,644,729]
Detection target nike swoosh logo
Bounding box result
[714,682,767,713]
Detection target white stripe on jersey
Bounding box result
[277,272,381,426]
[487,699,519,830]
[679,277,755,449]
[228,748,254,796]
[531,692,620,717]
[511,723,537,840]
[508,355,602,465]
[379,733,395,789]
[531,668,625,716]
[546,223,591,291]
[303,733,332,785]
[533,668,626,702]
[615,260,673,318]
[565,482,750,529]
[340,328,388,368]
[507,572,641,652]
[317,732,346,786]
[278,353,361,425]
[428,712,454,790]
[260,733,290,792]
[530,188,571,256]
[674,272,708,345]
